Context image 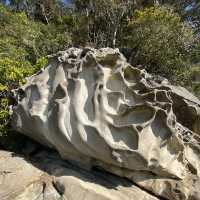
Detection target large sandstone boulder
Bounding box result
[11,47,200,200]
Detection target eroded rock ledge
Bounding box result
[0,149,161,200]
[11,47,200,200]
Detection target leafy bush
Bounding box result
[33,57,48,72]
[0,57,47,136]
[0,58,32,135]
[0,2,200,140]
[0,4,63,137]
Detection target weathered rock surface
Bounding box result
[11,47,200,200]
[0,150,160,200]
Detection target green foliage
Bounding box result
[0,58,34,135]
[192,82,200,98]
[34,57,48,72]
[125,6,195,81]
[0,1,200,140]
[0,4,71,63]
[0,56,48,136]
[0,97,9,136]
[34,22,71,58]
[186,66,200,98]
[0,58,33,85]
[73,0,134,47]
[0,3,72,137]
[0,5,29,60]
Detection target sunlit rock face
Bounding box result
[12,48,200,200]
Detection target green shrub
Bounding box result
[0,58,33,135]
[0,57,47,136]
[34,57,48,72]
[0,4,70,137]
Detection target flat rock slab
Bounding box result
[0,150,159,200]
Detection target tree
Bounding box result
[0,0,6,4]
[0,3,72,62]
[124,6,195,81]
[73,0,134,47]
[8,0,67,24]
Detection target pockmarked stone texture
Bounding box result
[12,48,200,200]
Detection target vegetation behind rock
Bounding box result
[0,0,200,137]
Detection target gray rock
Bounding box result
[0,150,159,200]
[11,47,200,200]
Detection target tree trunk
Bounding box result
[40,4,49,25]
[112,27,118,48]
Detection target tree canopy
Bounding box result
[0,0,200,136]
[124,6,195,81]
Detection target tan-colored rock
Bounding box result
[11,47,200,200]
[0,150,159,200]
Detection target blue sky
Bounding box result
[64,0,72,3]
[185,2,196,11]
